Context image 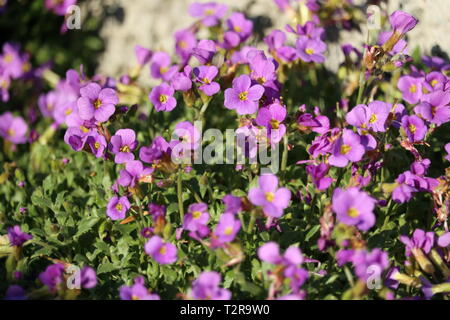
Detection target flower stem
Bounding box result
[177,170,184,223]
[281,134,288,172]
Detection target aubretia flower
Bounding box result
[4,285,27,300]
[397,76,423,104]
[401,115,427,142]
[183,203,210,236]
[188,2,227,27]
[172,121,201,151]
[134,45,153,66]
[226,12,253,42]
[109,129,138,163]
[86,132,107,158]
[255,102,287,143]
[117,160,154,188]
[7,225,32,246]
[222,194,243,215]
[0,112,28,144]
[0,43,30,79]
[148,203,166,218]
[192,39,217,64]
[389,10,419,36]
[144,235,177,265]
[120,276,160,300]
[346,101,390,133]
[150,52,178,81]
[224,74,264,115]
[400,229,435,256]
[248,174,291,218]
[106,196,131,220]
[175,29,197,63]
[39,263,65,291]
[171,65,192,92]
[193,66,220,96]
[211,213,241,246]
[296,37,326,63]
[139,136,172,164]
[80,266,97,289]
[305,163,333,191]
[77,82,118,123]
[332,187,376,231]
[414,90,450,125]
[338,249,390,282]
[149,83,177,112]
[188,271,231,300]
[328,129,365,168]
[45,0,76,15]
[438,232,450,247]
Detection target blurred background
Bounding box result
[1,0,449,80]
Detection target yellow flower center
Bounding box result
[265,192,275,202]
[224,226,233,235]
[22,62,31,73]
[94,142,100,149]
[305,48,314,55]
[409,84,417,93]
[159,66,168,74]
[340,144,351,155]
[131,295,140,300]
[0,80,7,88]
[179,41,187,49]
[348,207,359,217]
[205,9,214,16]
[238,91,248,101]
[202,77,211,84]
[258,77,266,84]
[270,119,280,129]
[93,99,102,109]
[159,94,168,103]
[234,26,242,33]
[369,113,377,123]
[159,246,167,255]
[430,80,438,87]
[116,203,123,211]
[120,145,130,153]
[3,53,12,64]
[7,128,14,137]
[80,126,90,133]
[408,124,416,134]
[65,108,73,115]
[193,211,202,219]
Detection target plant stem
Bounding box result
[177,170,185,223]
[281,134,288,172]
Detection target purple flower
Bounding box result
[414,90,450,125]
[255,102,287,143]
[139,136,171,164]
[286,21,324,40]
[86,132,107,158]
[148,203,166,218]
[39,263,65,291]
[400,229,435,257]
[120,276,160,300]
[392,171,418,203]
[77,82,118,123]
[149,83,177,112]
[224,74,264,115]
[175,29,197,63]
[144,235,177,265]
[193,66,220,96]
[150,52,178,81]
[0,43,30,79]
[7,225,32,246]
[389,10,419,35]
[328,129,365,168]
[80,266,97,289]
[438,232,450,247]
[134,45,153,66]
[248,174,291,218]
[401,115,427,142]
[192,39,217,64]
[226,12,253,42]
[332,187,376,231]
[378,31,408,55]
[397,76,423,104]
[347,101,391,133]
[347,249,390,282]
[64,126,91,151]
[188,2,227,27]
[172,121,201,151]
[4,285,27,300]
[109,129,138,163]
[189,271,231,300]
[258,242,304,266]
[117,160,154,188]
[211,213,241,246]
[44,0,76,15]
[305,163,333,191]
[106,196,131,220]
[171,65,192,92]
[183,203,210,234]
[424,71,447,92]
[445,143,450,161]
[222,194,243,215]
[0,112,28,144]
[296,37,326,63]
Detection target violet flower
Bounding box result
[255,102,287,144]
[0,112,28,144]
[175,29,197,63]
[400,229,435,257]
[332,187,376,231]
[150,52,178,81]
[401,115,427,142]
[7,225,32,246]
[305,163,333,191]
[134,45,153,66]
[106,196,131,220]
[389,10,419,36]
[117,160,154,188]
[414,90,450,125]
[188,2,228,27]
[188,271,231,300]
[120,276,160,300]
[224,74,264,115]
[80,266,97,289]
[296,37,326,63]
[183,203,210,237]
[211,213,241,247]
[144,235,177,265]
[226,12,253,42]
[77,82,118,123]
[397,76,423,104]
[86,132,107,158]
[109,129,138,163]
[222,194,243,215]
[248,174,291,218]
[39,263,65,291]
[193,65,220,96]
[192,39,217,65]
[149,83,177,112]
[328,129,365,168]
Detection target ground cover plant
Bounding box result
[1,0,450,300]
